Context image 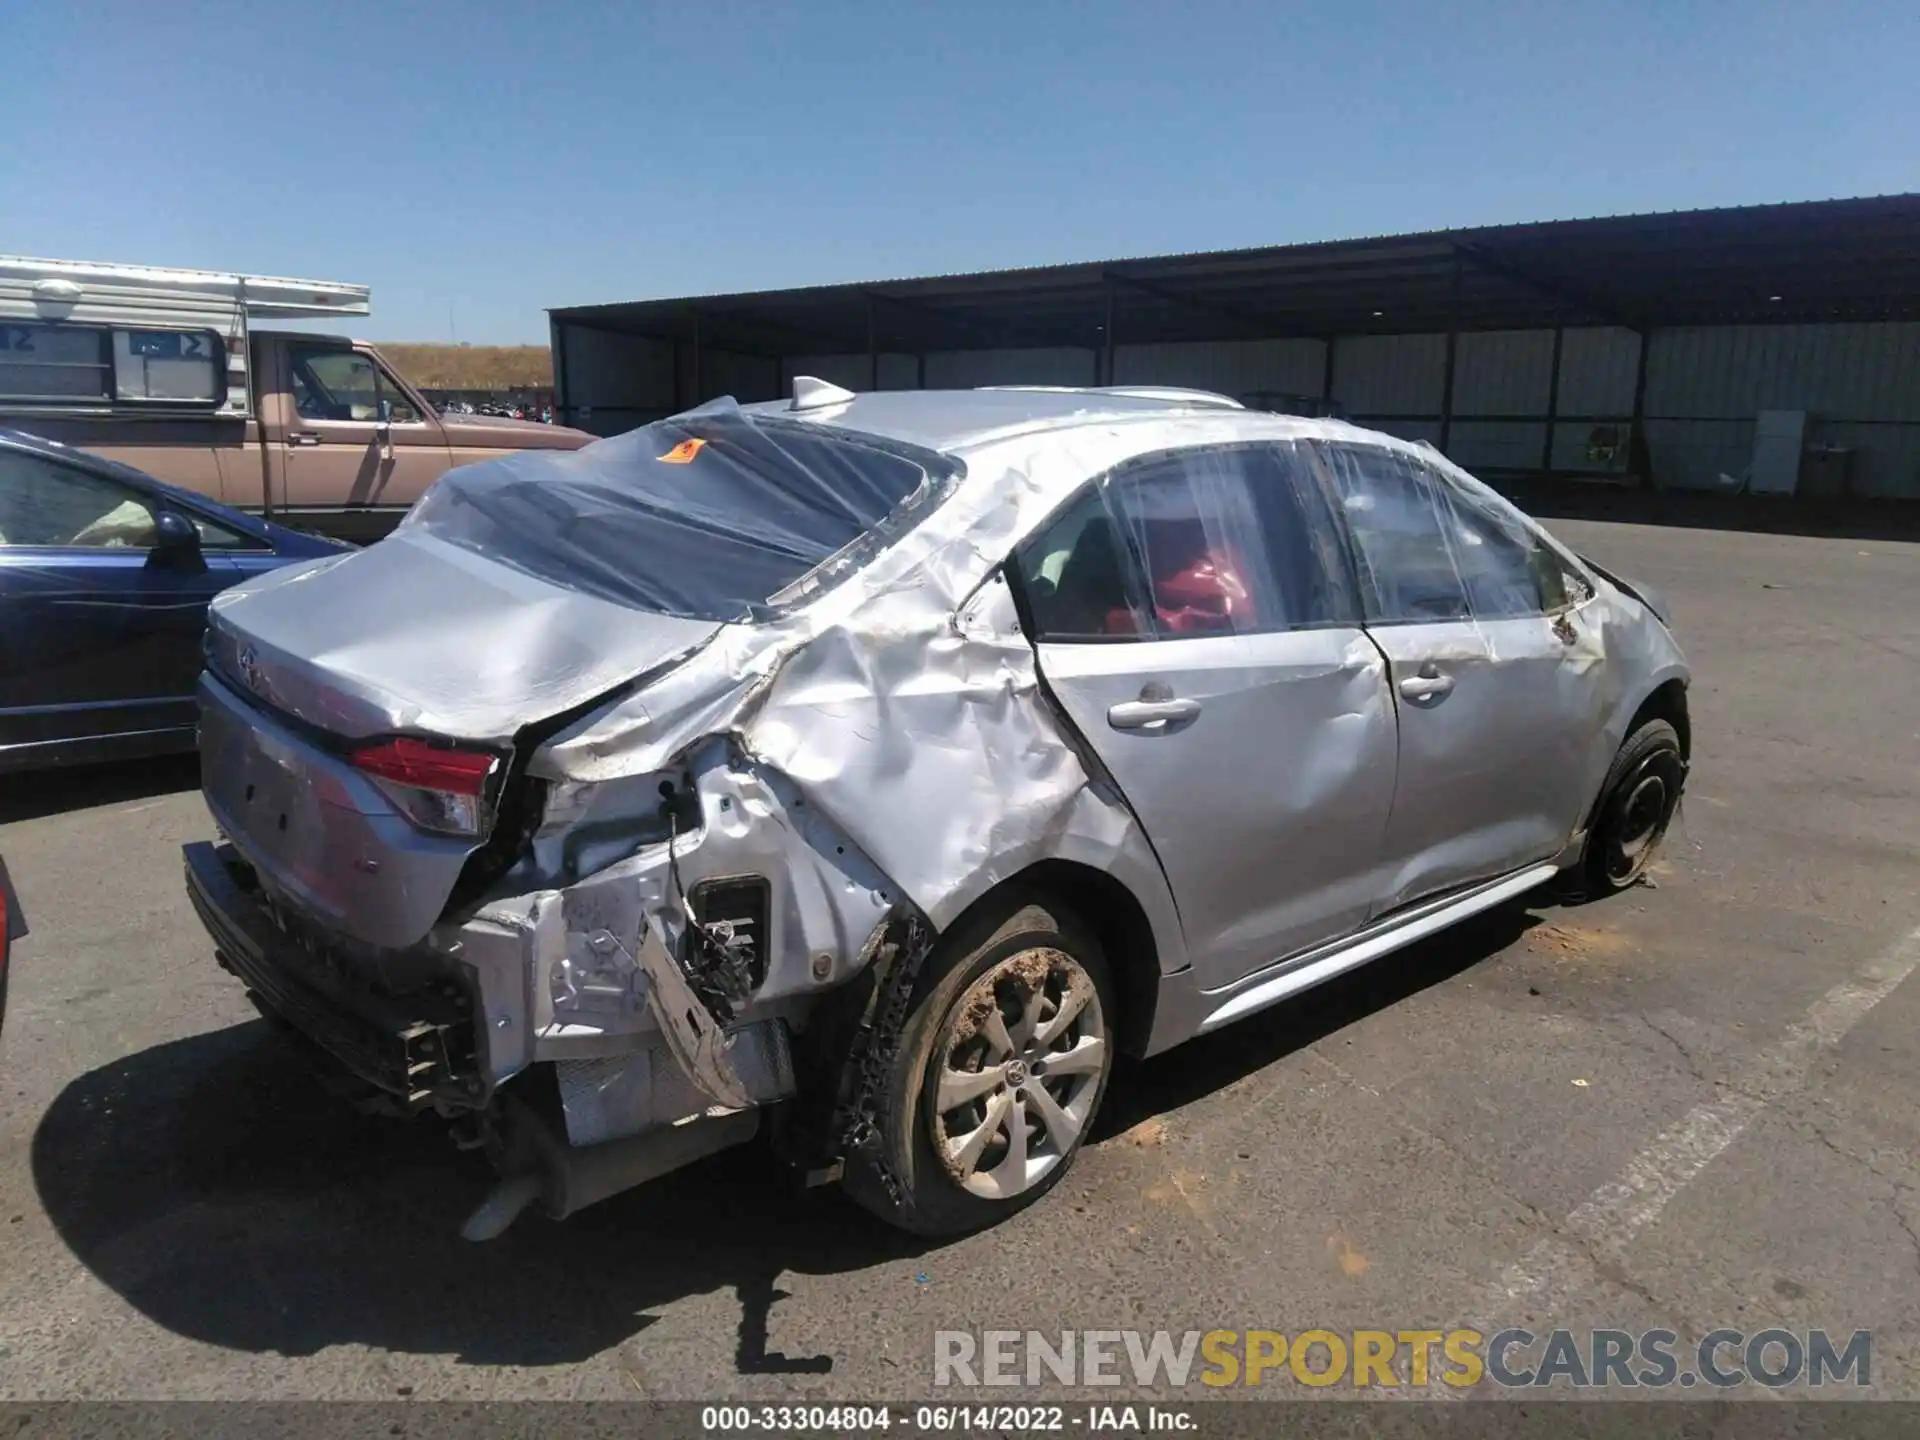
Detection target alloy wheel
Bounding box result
[928,947,1108,1200]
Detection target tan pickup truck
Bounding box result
[1,257,591,542]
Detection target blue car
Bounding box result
[0,430,348,773]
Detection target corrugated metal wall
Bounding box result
[781,350,1089,390]
[783,354,870,391]
[1556,327,1640,414]
[877,353,919,390]
[1332,334,1449,416]
[1648,323,1920,416]
[924,347,1097,388]
[1448,419,1548,471]
[1443,330,1557,472]
[556,325,675,435]
[1452,330,1555,414]
[556,317,1920,495]
[1643,323,1920,496]
[1113,338,1324,395]
[704,349,780,404]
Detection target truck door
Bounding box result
[278,342,451,541]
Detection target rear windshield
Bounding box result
[403,402,959,622]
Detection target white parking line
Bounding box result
[1477,920,1920,1327]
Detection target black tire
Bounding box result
[1582,718,1685,896]
[842,890,1118,1237]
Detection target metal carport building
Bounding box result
[549,194,1920,497]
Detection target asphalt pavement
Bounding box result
[1,515,1916,1404]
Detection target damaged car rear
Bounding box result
[184,382,1689,1239]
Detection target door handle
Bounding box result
[1397,663,1456,703]
[289,431,321,446]
[1107,697,1201,731]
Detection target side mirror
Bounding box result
[149,509,204,567]
[376,398,394,426]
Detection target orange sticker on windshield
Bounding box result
[658,438,707,464]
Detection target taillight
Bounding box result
[351,737,499,838]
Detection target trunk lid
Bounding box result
[197,672,478,949]
[200,530,720,949]
[205,529,721,746]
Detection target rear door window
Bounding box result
[1015,443,1358,642]
[1248,441,1361,627]
[1105,446,1318,637]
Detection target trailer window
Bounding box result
[0,322,222,406]
[113,330,223,402]
[0,324,111,402]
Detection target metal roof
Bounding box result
[551,194,1920,358]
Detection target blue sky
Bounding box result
[5,0,1915,343]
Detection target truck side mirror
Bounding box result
[376,398,394,426]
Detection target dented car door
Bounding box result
[1019,442,1399,992]
[1315,442,1612,915]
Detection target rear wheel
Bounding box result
[1583,718,1685,895]
[843,892,1117,1237]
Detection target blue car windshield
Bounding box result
[402,402,959,623]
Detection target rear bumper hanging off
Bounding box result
[182,841,484,1110]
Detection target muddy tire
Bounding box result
[1582,718,1685,896]
[842,890,1117,1237]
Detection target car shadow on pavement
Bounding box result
[30,1017,926,1373]
[0,753,201,825]
[31,898,1544,1374]
[1093,899,1542,1140]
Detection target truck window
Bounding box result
[0,322,221,405]
[289,348,420,424]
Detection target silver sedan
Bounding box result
[182,382,1689,1238]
